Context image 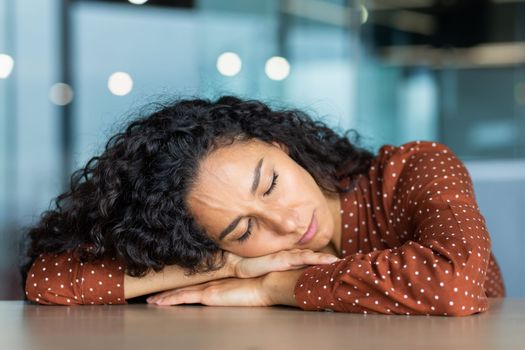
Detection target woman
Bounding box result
[22,96,505,315]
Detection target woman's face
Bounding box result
[186,139,341,257]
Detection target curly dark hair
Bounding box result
[20,95,376,287]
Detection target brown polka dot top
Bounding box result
[293,141,505,315]
[25,249,125,305]
[26,140,505,314]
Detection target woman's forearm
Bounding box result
[124,263,233,299]
[125,248,341,300]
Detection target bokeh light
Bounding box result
[0,53,15,79]
[108,72,134,96]
[49,83,74,106]
[128,0,149,5]
[216,52,242,77]
[360,5,369,24]
[264,56,290,81]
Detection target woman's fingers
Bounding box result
[288,250,341,266]
[150,289,202,305]
[233,249,341,278]
[147,281,216,304]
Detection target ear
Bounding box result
[271,141,290,155]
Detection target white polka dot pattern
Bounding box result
[25,250,125,305]
[293,141,505,316]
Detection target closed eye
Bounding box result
[264,171,279,196]
[237,218,253,243]
[237,171,278,243]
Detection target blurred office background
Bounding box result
[1,0,524,299]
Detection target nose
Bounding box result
[262,207,300,235]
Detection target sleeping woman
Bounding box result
[21,96,505,315]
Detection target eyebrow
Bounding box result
[218,157,264,241]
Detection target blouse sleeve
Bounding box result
[25,251,126,305]
[293,141,492,316]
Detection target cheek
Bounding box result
[290,171,325,210]
[323,207,335,229]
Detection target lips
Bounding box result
[297,211,317,245]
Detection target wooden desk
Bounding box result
[1,298,524,350]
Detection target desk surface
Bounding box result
[1,298,524,350]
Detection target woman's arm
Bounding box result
[26,252,126,305]
[124,260,232,299]
[27,249,339,305]
[26,252,234,305]
[127,248,340,299]
[291,141,492,315]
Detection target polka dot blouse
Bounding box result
[293,141,505,315]
[25,249,125,305]
[26,140,505,314]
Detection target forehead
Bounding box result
[205,139,267,171]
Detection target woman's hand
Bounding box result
[146,277,271,306]
[147,246,341,307]
[226,248,340,278]
[146,268,308,307]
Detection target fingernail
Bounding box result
[325,256,339,263]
